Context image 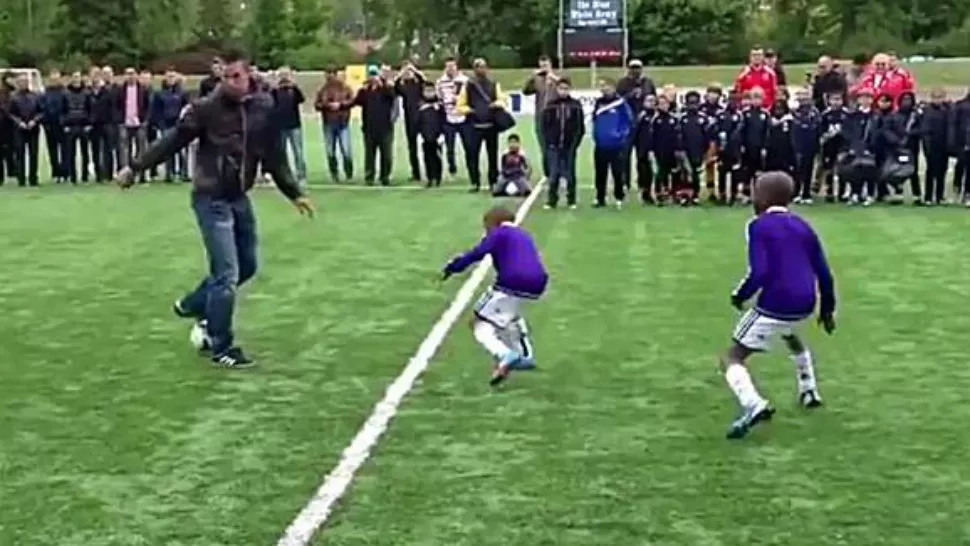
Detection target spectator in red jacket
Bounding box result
[851,53,913,104]
[734,47,778,107]
[887,52,915,90]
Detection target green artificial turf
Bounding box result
[2,117,970,546]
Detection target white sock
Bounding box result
[473,320,512,361]
[724,363,764,408]
[791,350,818,393]
[498,317,534,359]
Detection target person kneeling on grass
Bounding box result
[441,206,548,386]
[721,171,836,439]
[492,133,532,197]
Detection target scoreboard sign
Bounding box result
[559,0,626,60]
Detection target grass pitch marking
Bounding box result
[275,179,546,546]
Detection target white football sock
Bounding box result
[791,350,818,393]
[498,317,534,359]
[724,363,764,408]
[473,320,512,361]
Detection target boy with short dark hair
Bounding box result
[713,91,743,205]
[739,88,770,203]
[633,95,657,204]
[722,171,836,439]
[542,76,585,209]
[676,90,709,205]
[494,133,532,197]
[650,94,679,205]
[819,92,849,202]
[791,89,821,204]
[416,80,445,187]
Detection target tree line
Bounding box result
[0,0,969,72]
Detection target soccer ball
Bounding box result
[189,320,211,350]
[504,183,519,196]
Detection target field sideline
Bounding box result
[3,117,970,545]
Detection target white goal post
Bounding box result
[0,68,43,91]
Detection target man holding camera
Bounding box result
[523,55,558,178]
[354,65,397,185]
[395,59,427,182]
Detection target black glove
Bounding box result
[441,270,452,281]
[730,294,745,311]
[818,313,836,334]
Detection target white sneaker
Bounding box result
[615,200,624,210]
[802,197,813,205]
[568,204,578,210]
[863,197,874,207]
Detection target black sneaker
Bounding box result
[211,347,255,369]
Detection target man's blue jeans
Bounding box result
[179,194,258,354]
[282,127,307,181]
[546,146,578,206]
[323,122,353,181]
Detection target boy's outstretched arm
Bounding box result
[731,219,768,308]
[442,232,497,279]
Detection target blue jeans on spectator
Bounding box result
[442,121,468,176]
[546,146,578,207]
[282,127,307,181]
[178,194,258,355]
[323,122,353,182]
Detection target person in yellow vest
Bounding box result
[456,58,508,192]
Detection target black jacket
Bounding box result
[271,84,305,130]
[90,85,115,125]
[353,81,396,137]
[812,71,848,111]
[741,107,770,152]
[130,88,303,201]
[541,95,585,150]
[62,84,92,126]
[394,74,424,121]
[416,98,445,141]
[40,84,66,125]
[948,96,970,153]
[199,75,220,98]
[920,102,949,152]
[9,90,43,128]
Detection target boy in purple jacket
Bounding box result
[443,206,548,385]
[722,171,837,439]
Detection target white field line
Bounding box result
[274,178,547,546]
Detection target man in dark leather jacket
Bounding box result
[116,49,314,369]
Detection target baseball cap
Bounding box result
[628,59,644,68]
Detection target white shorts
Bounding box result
[473,287,525,329]
[732,309,804,351]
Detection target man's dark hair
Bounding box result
[558,76,572,86]
[507,133,520,142]
[221,48,250,66]
[443,56,457,64]
[538,55,550,62]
